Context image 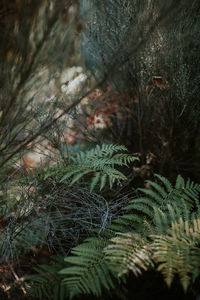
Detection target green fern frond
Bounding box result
[55,174,200,298]
[103,175,200,293]
[152,217,200,291]
[124,174,200,227]
[105,233,153,277]
[175,174,185,189]
[109,174,200,236]
[27,255,67,300]
[45,143,138,191]
[137,188,164,205]
[105,206,200,292]
[118,214,145,230]
[154,174,173,193]
[59,237,116,299]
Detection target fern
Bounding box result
[27,255,67,300]
[152,217,200,291]
[105,215,200,292]
[30,174,200,298]
[105,232,153,277]
[59,237,117,299]
[45,143,138,191]
[105,175,200,292]
[123,174,200,231]
[28,237,119,300]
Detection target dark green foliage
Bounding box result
[123,174,200,232]
[60,238,116,299]
[105,175,200,292]
[82,0,200,116]
[0,143,135,266]
[78,0,200,184]
[27,255,67,300]
[0,1,200,299]
[27,238,118,300]
[45,143,138,191]
[44,174,200,299]
[106,214,200,292]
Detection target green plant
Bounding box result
[152,217,200,291]
[43,174,200,299]
[27,255,67,300]
[119,174,200,231]
[60,238,117,299]
[0,143,136,267]
[106,213,200,292]
[45,143,138,191]
[1,1,199,299]
[80,0,200,182]
[27,237,121,300]
[105,175,200,292]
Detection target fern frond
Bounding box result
[152,217,200,291]
[137,188,164,205]
[105,233,153,277]
[59,238,116,299]
[56,174,200,298]
[175,174,185,189]
[154,174,173,193]
[45,143,138,191]
[27,255,67,300]
[124,174,200,229]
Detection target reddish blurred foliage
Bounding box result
[152,76,169,90]
[84,86,137,129]
[0,264,10,279]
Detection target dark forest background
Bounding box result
[0,1,200,299]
